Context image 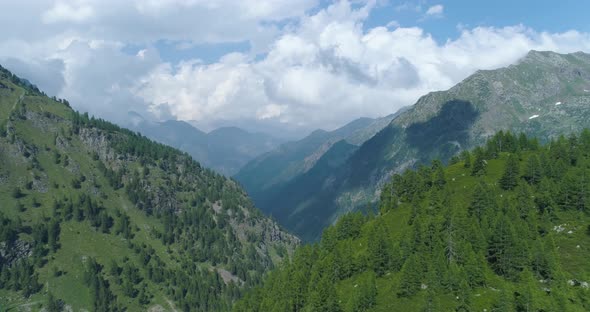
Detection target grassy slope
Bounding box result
[358,155,590,311]
[0,69,298,311]
[236,140,590,311]
[0,78,169,311]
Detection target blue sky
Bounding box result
[1,0,590,134]
[153,0,590,65]
[370,0,590,41]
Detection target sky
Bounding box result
[1,0,590,135]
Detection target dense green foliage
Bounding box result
[0,66,297,311]
[237,51,590,242]
[236,130,590,311]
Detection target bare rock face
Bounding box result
[78,128,116,162]
[0,239,32,266]
[264,222,292,243]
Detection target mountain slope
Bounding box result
[128,116,283,176]
[235,113,403,239]
[235,130,590,312]
[249,50,590,241]
[0,66,299,311]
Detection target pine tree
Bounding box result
[523,154,542,184]
[462,243,485,287]
[398,254,424,297]
[310,274,341,312]
[349,273,377,311]
[367,223,390,277]
[468,182,495,222]
[471,147,486,176]
[48,219,60,252]
[455,279,471,312]
[493,289,515,312]
[432,159,446,189]
[462,150,472,169]
[515,269,539,312]
[499,154,520,190]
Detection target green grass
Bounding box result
[0,72,297,311]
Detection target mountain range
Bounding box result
[2,49,590,311]
[236,50,590,241]
[126,114,284,176]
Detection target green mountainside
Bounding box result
[127,116,283,176]
[240,50,590,241]
[235,130,590,312]
[235,112,404,240]
[0,66,298,311]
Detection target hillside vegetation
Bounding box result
[235,113,402,241]
[235,130,590,311]
[0,65,298,311]
[236,50,590,242]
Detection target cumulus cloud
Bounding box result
[43,0,95,24]
[1,0,590,132]
[425,4,444,16]
[133,2,590,130]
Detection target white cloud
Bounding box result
[43,0,95,24]
[1,0,590,133]
[386,20,400,28]
[133,2,590,130]
[425,4,444,16]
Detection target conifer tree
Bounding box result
[367,223,390,277]
[462,150,471,168]
[515,269,539,312]
[461,243,485,287]
[493,289,515,312]
[471,147,486,176]
[48,218,60,252]
[499,154,520,190]
[523,154,542,184]
[434,165,446,189]
[468,182,495,221]
[398,254,424,297]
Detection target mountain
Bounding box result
[127,116,284,176]
[0,66,299,311]
[189,118,310,141]
[235,130,590,311]
[234,113,403,238]
[241,50,590,241]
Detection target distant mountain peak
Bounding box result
[127,110,146,126]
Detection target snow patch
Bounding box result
[529,115,540,120]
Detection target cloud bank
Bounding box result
[1,0,590,131]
